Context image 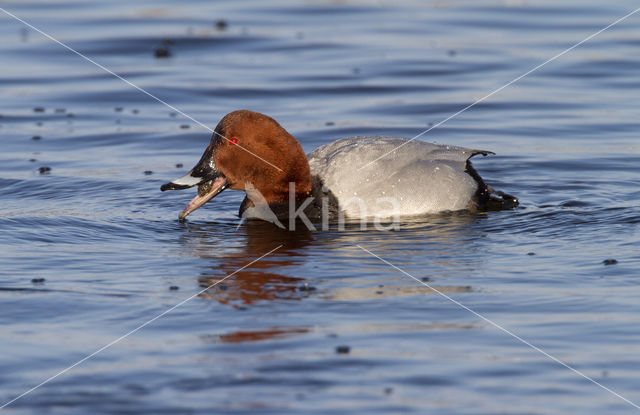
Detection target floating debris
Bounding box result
[215,19,228,30]
[298,283,317,292]
[154,47,171,58]
[335,345,350,354]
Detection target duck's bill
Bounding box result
[177,176,228,219]
[160,160,228,219]
[160,171,205,191]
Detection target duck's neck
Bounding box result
[238,175,340,224]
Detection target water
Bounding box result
[1,0,639,413]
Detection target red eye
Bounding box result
[229,137,238,145]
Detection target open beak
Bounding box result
[160,144,229,219]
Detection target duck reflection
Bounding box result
[213,326,310,343]
[179,212,485,307]
[179,219,314,308]
[179,212,487,343]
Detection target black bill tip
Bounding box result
[161,182,192,191]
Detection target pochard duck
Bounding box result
[161,110,517,222]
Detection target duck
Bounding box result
[161,110,517,224]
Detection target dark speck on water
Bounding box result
[31,135,41,141]
[154,47,171,58]
[1,1,639,414]
[298,283,316,292]
[215,19,228,30]
[180,124,190,129]
[335,346,351,355]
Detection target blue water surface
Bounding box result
[1,1,639,414]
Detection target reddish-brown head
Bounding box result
[213,110,311,201]
[161,110,311,219]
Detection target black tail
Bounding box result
[465,161,518,211]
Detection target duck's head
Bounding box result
[161,110,311,220]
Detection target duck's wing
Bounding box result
[308,136,493,170]
[307,136,517,216]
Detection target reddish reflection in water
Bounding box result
[181,220,315,306]
[216,327,310,343]
[198,271,304,306]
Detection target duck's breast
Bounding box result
[307,136,483,217]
